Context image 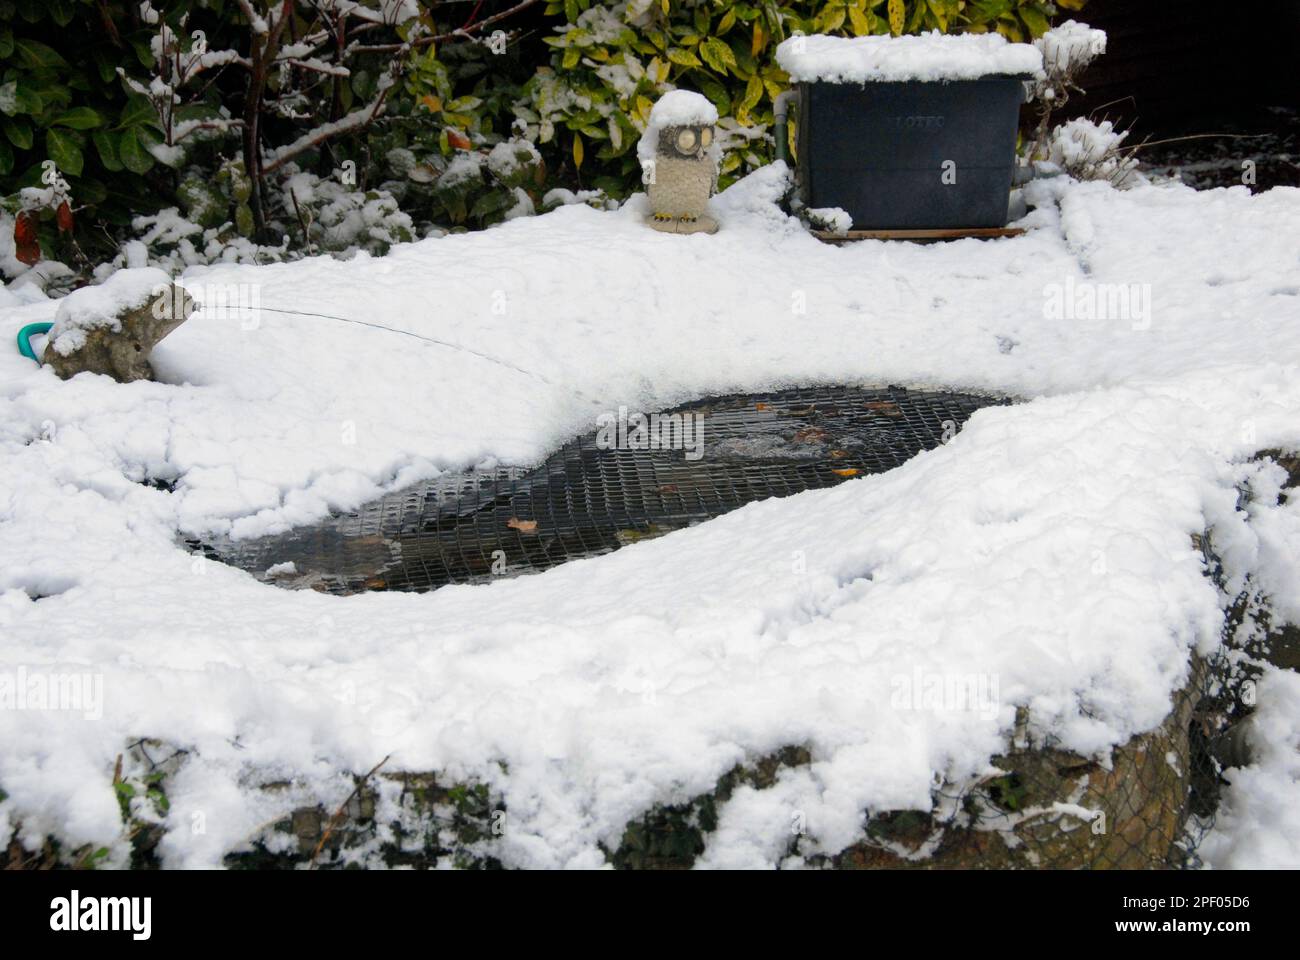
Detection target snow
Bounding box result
[541,187,609,210]
[776,31,1044,84]
[503,187,535,221]
[806,206,853,236]
[438,151,485,189]
[1200,668,1300,869]
[1036,20,1108,74]
[487,139,542,183]
[46,267,173,357]
[2,164,1300,868]
[637,90,719,163]
[1042,118,1142,188]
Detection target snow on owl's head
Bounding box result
[637,89,721,166]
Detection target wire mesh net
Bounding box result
[192,385,1003,595]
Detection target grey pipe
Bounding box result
[774,89,798,166]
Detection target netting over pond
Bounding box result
[191,385,1003,595]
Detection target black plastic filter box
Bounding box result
[796,77,1028,229]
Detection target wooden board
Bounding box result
[814,227,1027,243]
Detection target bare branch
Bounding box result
[355,0,541,53]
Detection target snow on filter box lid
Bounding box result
[775,30,1044,84]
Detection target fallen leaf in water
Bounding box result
[832,468,860,477]
[793,426,829,443]
[755,402,770,411]
[658,484,679,494]
[865,401,902,417]
[830,449,848,458]
[507,517,538,534]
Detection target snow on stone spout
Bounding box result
[43,267,196,383]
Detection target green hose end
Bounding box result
[17,322,53,363]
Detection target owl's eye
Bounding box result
[699,127,712,148]
[676,128,697,153]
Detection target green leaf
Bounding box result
[14,38,67,70]
[0,138,12,176]
[3,115,32,149]
[966,0,1013,23]
[821,6,847,32]
[0,27,12,59]
[130,37,153,69]
[48,0,74,27]
[116,128,154,174]
[926,0,949,31]
[92,49,117,84]
[1018,6,1050,37]
[45,127,83,177]
[699,37,737,74]
[76,176,107,204]
[118,97,157,131]
[52,107,104,131]
[695,74,732,113]
[93,130,122,171]
[470,188,510,221]
[907,0,928,31]
[3,83,44,117]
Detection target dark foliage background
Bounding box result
[1,0,1082,276]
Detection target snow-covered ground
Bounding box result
[2,165,1299,868]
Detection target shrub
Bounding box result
[3,0,1086,279]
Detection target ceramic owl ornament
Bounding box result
[638,90,721,235]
